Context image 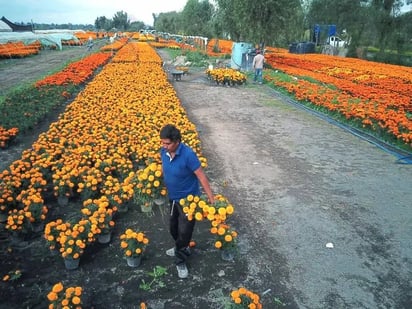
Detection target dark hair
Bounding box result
[160,124,181,142]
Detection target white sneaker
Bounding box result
[166,247,175,257]
[176,263,189,279]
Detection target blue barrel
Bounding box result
[231,42,253,70]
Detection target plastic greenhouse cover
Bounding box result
[0,31,80,50]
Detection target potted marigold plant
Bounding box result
[211,222,238,261]
[89,207,115,244]
[119,228,149,267]
[44,219,71,252]
[47,282,83,309]
[136,162,167,204]
[58,229,87,270]
[226,287,263,309]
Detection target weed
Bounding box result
[139,265,168,291]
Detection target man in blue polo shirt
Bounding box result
[160,124,215,279]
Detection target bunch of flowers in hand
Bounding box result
[47,282,83,309]
[227,287,262,309]
[178,193,234,224]
[179,194,209,221]
[211,222,238,252]
[207,194,234,224]
[119,228,149,258]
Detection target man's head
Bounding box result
[160,124,181,152]
[256,49,260,54]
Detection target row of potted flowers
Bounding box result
[1,39,256,307]
[0,42,222,261]
[46,282,262,309]
[206,67,247,86]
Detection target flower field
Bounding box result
[1,40,243,307]
[1,34,411,307]
[264,48,412,153]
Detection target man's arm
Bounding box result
[194,167,215,204]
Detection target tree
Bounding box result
[215,0,303,46]
[181,0,215,37]
[112,11,130,31]
[154,11,183,34]
[129,21,146,32]
[95,16,112,31]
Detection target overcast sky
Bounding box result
[1,0,188,26]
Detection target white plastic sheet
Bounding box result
[0,31,80,50]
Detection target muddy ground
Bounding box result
[0,43,411,309]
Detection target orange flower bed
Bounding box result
[35,52,112,87]
[207,39,233,56]
[0,126,19,149]
[0,42,205,240]
[100,37,128,52]
[265,51,412,146]
[0,41,41,58]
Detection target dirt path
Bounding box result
[0,46,411,309]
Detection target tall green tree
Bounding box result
[215,0,303,46]
[368,0,404,56]
[112,11,130,31]
[154,11,183,34]
[95,16,112,30]
[181,0,214,37]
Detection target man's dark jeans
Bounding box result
[169,200,195,264]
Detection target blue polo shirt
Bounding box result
[161,142,201,201]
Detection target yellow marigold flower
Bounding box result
[226,205,234,214]
[47,291,58,301]
[218,207,226,215]
[195,212,203,221]
[217,227,226,236]
[231,290,240,299]
[52,282,64,293]
[72,296,81,305]
[74,286,82,296]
